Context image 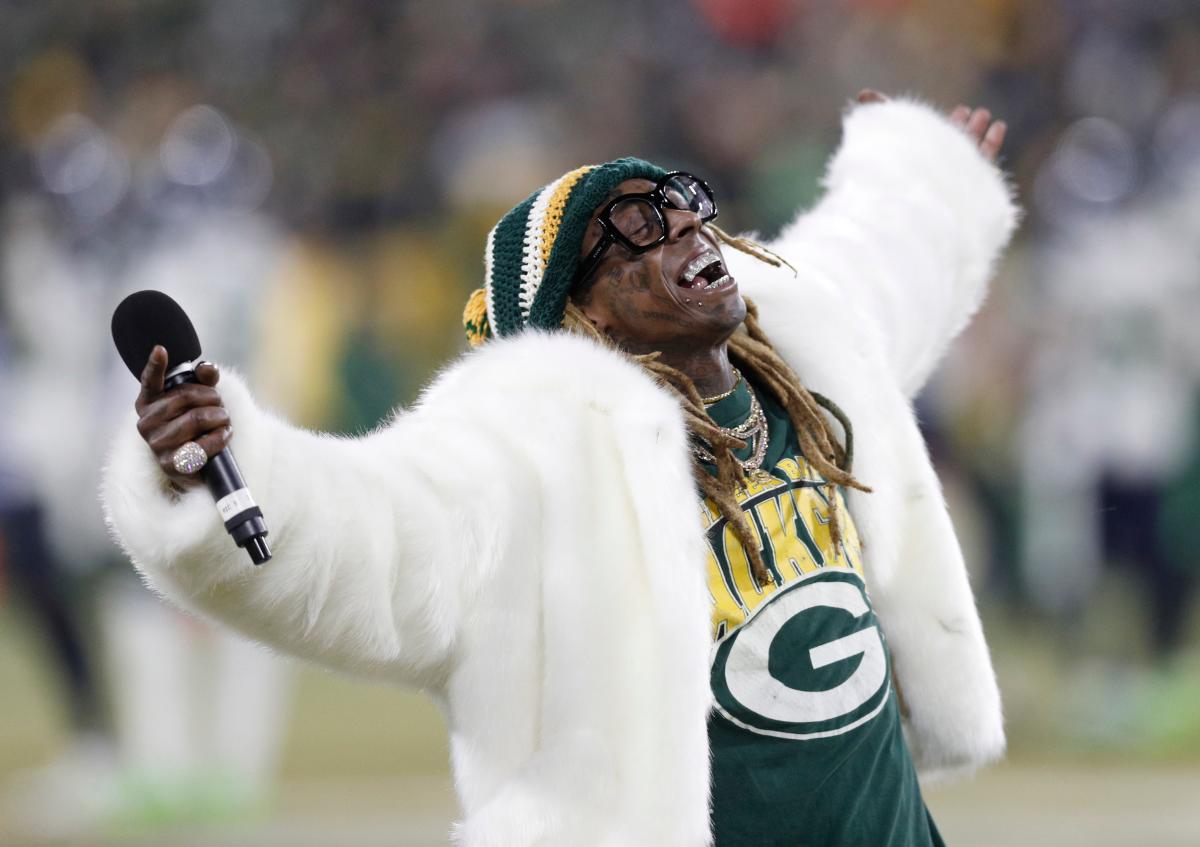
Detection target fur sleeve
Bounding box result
[769,98,1020,397]
[100,370,480,687]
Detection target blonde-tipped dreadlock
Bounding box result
[561,227,871,585]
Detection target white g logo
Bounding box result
[712,575,890,740]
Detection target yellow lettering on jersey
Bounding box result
[733,471,782,503]
[704,458,867,640]
[756,493,821,577]
[708,556,743,637]
[775,457,807,483]
[806,489,865,574]
[721,520,767,606]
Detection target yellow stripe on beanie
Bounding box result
[539,165,593,266]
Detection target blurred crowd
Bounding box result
[2,0,1199,838]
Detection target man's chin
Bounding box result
[717,288,748,331]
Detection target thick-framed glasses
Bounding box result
[574,171,718,287]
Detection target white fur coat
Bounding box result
[102,98,1019,846]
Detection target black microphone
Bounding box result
[112,290,271,565]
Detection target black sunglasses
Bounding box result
[573,171,718,287]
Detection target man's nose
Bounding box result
[664,206,703,242]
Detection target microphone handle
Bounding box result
[166,366,271,565]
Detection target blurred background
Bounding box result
[2,0,1199,845]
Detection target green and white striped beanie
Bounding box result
[463,157,667,346]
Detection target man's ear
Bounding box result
[572,293,611,337]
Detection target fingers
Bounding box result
[136,383,224,436]
[133,351,232,487]
[194,361,220,387]
[195,425,234,461]
[153,422,233,485]
[136,378,230,480]
[136,346,168,412]
[948,104,1007,162]
[155,424,233,478]
[145,405,231,454]
[979,119,1007,162]
[965,107,992,143]
[860,93,1004,160]
[153,422,230,475]
[136,353,220,413]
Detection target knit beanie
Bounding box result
[463,157,667,346]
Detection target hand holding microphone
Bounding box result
[112,290,271,565]
[134,347,231,491]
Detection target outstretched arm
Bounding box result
[768,91,1019,397]
[101,348,486,688]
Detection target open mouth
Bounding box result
[678,250,733,292]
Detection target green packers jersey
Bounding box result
[701,377,943,847]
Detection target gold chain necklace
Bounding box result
[692,384,770,472]
[701,368,743,406]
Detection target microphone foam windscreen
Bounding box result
[111,290,202,378]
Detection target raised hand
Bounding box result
[135,345,232,489]
[948,104,1007,162]
[856,89,1008,163]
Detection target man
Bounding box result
[102,91,1016,845]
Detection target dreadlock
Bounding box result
[561,227,871,586]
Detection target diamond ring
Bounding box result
[171,441,208,475]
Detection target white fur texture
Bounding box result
[101,98,1018,843]
[770,98,1020,397]
[740,96,1019,777]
